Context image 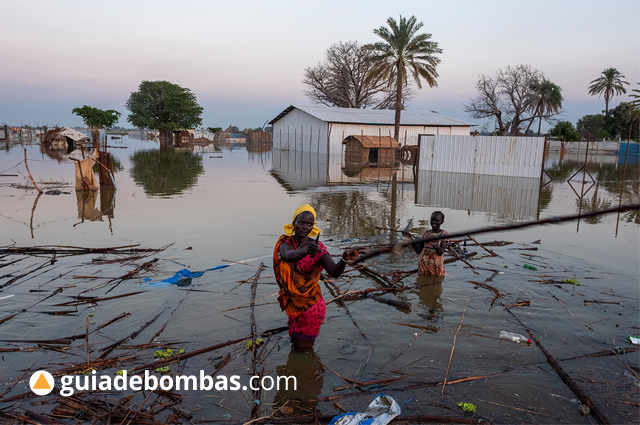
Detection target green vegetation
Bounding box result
[206,127,222,133]
[588,68,629,117]
[303,41,412,109]
[549,121,580,142]
[526,78,563,136]
[365,15,442,141]
[125,81,203,137]
[130,149,203,196]
[72,105,121,129]
[576,114,607,138]
[464,65,562,136]
[72,105,122,143]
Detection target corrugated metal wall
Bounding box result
[416,171,540,219]
[418,135,545,178]
[273,109,470,155]
[272,109,329,153]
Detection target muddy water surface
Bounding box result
[0,137,638,423]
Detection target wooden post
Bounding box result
[24,149,42,193]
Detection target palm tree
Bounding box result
[588,68,629,117]
[525,78,563,136]
[365,15,442,141]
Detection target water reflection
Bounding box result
[129,149,204,196]
[415,275,444,320]
[74,188,116,226]
[75,191,103,223]
[416,171,540,220]
[273,349,324,417]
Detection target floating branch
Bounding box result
[355,204,640,263]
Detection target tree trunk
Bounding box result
[90,128,100,145]
[537,116,543,137]
[524,103,541,136]
[394,63,403,142]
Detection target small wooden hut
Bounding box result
[342,135,400,164]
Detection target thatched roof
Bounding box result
[342,135,400,149]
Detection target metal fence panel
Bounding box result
[418,135,545,178]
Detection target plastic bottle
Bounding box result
[523,264,537,270]
[500,331,531,343]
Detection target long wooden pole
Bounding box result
[355,204,640,263]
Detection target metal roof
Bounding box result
[343,135,400,148]
[269,105,474,126]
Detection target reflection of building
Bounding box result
[270,149,415,192]
[416,171,540,220]
[269,105,473,154]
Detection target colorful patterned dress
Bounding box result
[418,229,449,276]
[274,236,328,340]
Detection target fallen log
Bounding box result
[526,330,610,424]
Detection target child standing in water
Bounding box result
[404,211,449,276]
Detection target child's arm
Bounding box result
[403,232,424,255]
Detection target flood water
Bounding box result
[1,136,639,424]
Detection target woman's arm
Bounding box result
[279,242,310,263]
[318,250,358,278]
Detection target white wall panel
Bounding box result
[418,135,545,178]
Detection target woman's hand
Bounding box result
[343,249,359,262]
[305,242,319,257]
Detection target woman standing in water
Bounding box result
[404,211,449,276]
[274,204,358,351]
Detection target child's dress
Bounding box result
[418,229,449,276]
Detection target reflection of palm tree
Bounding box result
[580,183,613,224]
[365,15,441,141]
[129,149,203,196]
[588,68,629,117]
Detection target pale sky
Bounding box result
[1,0,638,131]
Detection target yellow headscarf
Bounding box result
[283,204,322,237]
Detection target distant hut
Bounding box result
[43,127,90,151]
[342,135,400,164]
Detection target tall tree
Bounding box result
[303,41,413,109]
[365,15,442,141]
[72,105,121,143]
[524,78,563,136]
[125,81,203,140]
[464,65,562,136]
[588,68,629,117]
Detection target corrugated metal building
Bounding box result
[269,105,473,155]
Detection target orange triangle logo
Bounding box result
[33,373,51,390]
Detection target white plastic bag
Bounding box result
[329,393,400,425]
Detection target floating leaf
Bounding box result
[88,312,94,317]
[457,402,477,414]
[116,369,124,376]
[178,348,185,354]
[561,278,580,285]
[155,366,171,373]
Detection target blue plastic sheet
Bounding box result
[146,265,229,285]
